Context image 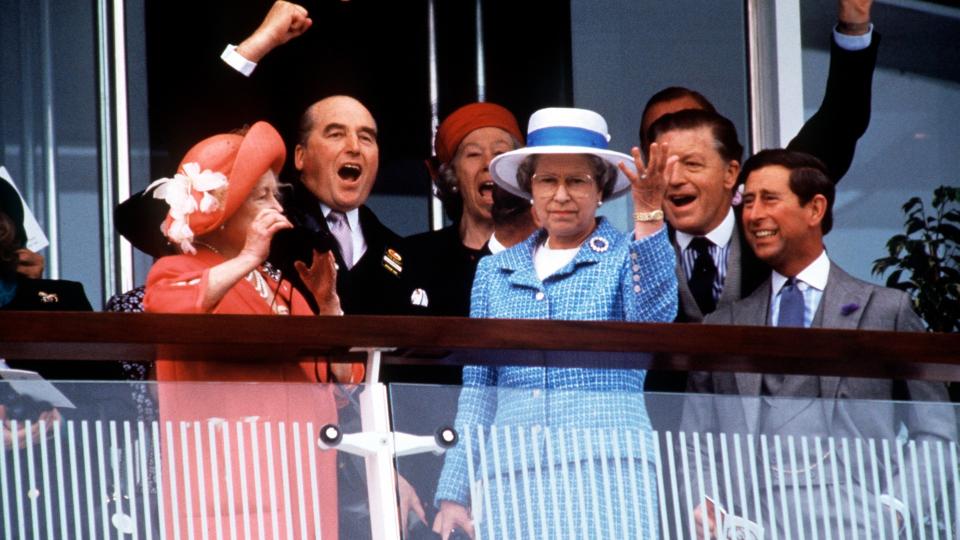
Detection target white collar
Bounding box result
[675,207,735,251]
[771,249,831,295]
[320,204,360,232]
[488,234,507,254]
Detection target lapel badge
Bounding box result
[588,236,610,253]
[382,248,403,276]
[410,288,429,307]
[38,291,59,303]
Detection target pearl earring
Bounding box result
[598,200,603,207]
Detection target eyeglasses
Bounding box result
[531,173,598,197]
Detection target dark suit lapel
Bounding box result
[283,188,345,268]
[732,281,772,432]
[718,224,744,306]
[668,225,704,322]
[675,248,703,321]
[354,206,380,267]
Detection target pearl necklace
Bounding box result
[193,240,221,254]
[193,241,289,315]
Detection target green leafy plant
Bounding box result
[872,186,960,332]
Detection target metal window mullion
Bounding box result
[18,0,38,219]
[773,0,804,147]
[746,0,804,153]
[427,0,444,231]
[111,0,133,294]
[96,0,115,297]
[476,0,486,102]
[96,0,134,300]
[40,0,60,279]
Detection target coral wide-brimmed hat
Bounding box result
[489,107,636,200]
[147,121,285,254]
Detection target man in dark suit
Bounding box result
[267,94,429,537]
[271,95,412,315]
[640,109,763,439]
[217,2,413,315]
[0,179,92,312]
[647,110,762,324]
[641,1,881,407]
[680,149,956,539]
[640,0,880,324]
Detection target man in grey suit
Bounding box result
[642,0,880,325]
[681,149,956,539]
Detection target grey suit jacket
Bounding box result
[681,262,957,509]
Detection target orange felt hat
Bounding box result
[149,121,286,254]
[434,102,524,165]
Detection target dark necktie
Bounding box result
[777,278,805,328]
[327,211,354,269]
[688,237,717,315]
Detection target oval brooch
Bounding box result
[588,236,609,253]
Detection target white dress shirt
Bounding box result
[488,234,507,255]
[220,45,257,76]
[676,207,735,301]
[533,241,579,281]
[832,24,874,52]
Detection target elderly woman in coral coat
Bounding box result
[144,121,360,539]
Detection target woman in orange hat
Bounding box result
[145,121,358,539]
[405,102,525,317]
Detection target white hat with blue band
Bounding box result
[489,107,637,200]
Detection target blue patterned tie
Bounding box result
[777,278,805,328]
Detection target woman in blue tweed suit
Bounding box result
[432,107,679,539]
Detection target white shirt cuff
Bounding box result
[220,44,257,77]
[833,24,873,52]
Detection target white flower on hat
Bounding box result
[147,162,228,254]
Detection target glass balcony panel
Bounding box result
[0,380,366,540]
[390,381,958,539]
[2,314,957,539]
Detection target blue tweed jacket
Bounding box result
[435,218,678,505]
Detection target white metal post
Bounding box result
[358,348,402,540]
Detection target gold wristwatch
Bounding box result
[634,209,664,222]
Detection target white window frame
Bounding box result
[746,0,805,153]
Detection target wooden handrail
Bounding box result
[1,312,958,381]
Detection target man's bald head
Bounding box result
[294,95,380,211]
[297,95,377,146]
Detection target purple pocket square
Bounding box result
[841,303,860,316]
